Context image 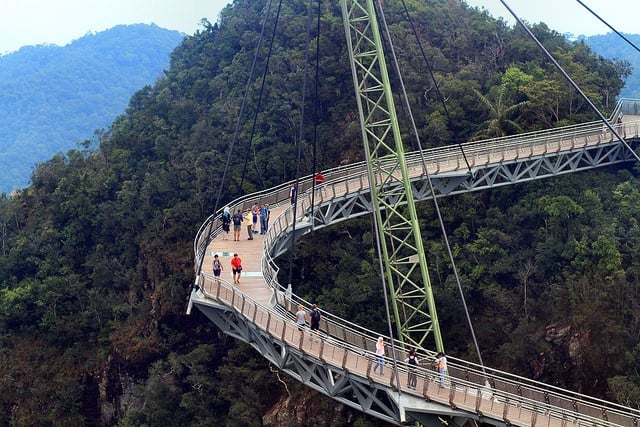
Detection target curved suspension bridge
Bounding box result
[188,100,640,426]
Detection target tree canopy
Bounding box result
[0,0,638,424]
[0,24,184,194]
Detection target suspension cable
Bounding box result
[239,0,283,191]
[498,0,640,163]
[197,4,273,276]
[576,0,640,55]
[375,1,487,370]
[286,0,316,288]
[310,0,322,218]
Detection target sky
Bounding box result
[1,0,637,55]
[0,0,232,55]
[465,0,638,37]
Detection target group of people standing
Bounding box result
[220,204,270,241]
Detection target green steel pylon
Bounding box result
[340,0,443,351]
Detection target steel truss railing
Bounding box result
[191,99,640,425]
[195,117,640,265]
[191,271,640,426]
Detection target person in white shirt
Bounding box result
[434,351,447,388]
[373,336,386,374]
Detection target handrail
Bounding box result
[196,271,640,426]
[196,97,640,268]
[259,184,640,426]
[192,98,640,425]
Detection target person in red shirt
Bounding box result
[231,253,243,284]
[314,172,325,194]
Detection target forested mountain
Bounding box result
[0,0,639,425]
[583,33,640,98]
[0,24,184,194]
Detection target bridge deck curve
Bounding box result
[189,111,640,426]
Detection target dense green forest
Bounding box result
[0,0,639,425]
[0,24,184,194]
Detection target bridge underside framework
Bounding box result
[190,112,640,426]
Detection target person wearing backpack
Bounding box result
[404,349,419,389]
[221,207,231,240]
[231,209,243,241]
[309,304,321,341]
[434,351,447,388]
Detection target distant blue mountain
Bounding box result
[0,24,184,194]
[582,33,640,99]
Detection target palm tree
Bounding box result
[472,84,529,139]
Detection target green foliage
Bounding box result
[0,0,637,424]
[0,24,184,194]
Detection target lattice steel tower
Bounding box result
[340,0,444,350]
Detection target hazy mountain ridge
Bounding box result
[582,32,640,98]
[0,24,184,194]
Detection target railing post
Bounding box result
[530,403,538,426]
[318,339,325,362]
[475,387,484,416]
[501,395,510,425]
[449,380,457,409]
[266,312,271,334]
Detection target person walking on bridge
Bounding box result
[231,253,243,284]
[405,349,419,389]
[290,184,297,205]
[434,351,447,388]
[212,254,223,285]
[309,304,321,341]
[314,172,325,194]
[232,209,243,241]
[259,204,269,234]
[295,304,307,339]
[373,336,386,375]
[251,202,259,234]
[244,208,253,240]
[221,207,231,240]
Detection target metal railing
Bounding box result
[195,99,640,272]
[192,98,640,425]
[197,271,640,426]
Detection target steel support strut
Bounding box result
[340,0,443,350]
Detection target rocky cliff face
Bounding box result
[263,392,368,426]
